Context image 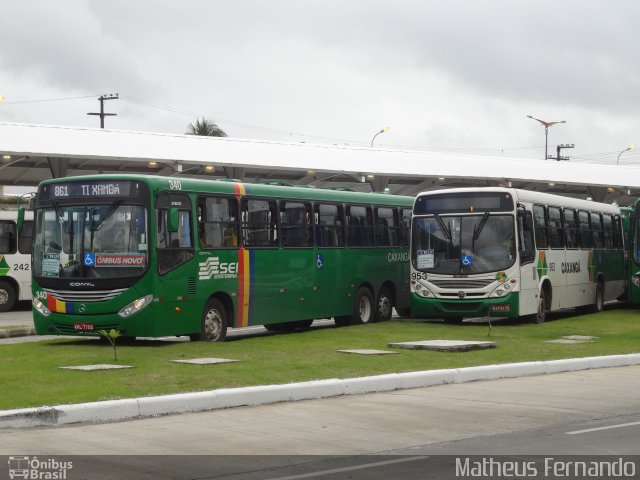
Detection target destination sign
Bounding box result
[40,181,137,200]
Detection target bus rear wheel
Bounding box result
[0,281,16,312]
[195,298,228,342]
[375,287,393,322]
[351,287,375,325]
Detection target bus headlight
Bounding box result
[32,298,51,317]
[118,294,153,318]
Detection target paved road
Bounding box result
[1,366,639,479]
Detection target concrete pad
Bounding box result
[59,364,134,371]
[388,340,497,352]
[562,335,598,341]
[337,349,399,355]
[170,358,238,365]
[545,339,592,344]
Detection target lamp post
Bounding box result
[370,127,389,147]
[527,115,566,160]
[617,145,635,165]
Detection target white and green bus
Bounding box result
[0,209,34,311]
[410,188,626,323]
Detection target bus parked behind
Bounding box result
[0,209,34,311]
[410,188,626,323]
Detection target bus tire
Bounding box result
[375,287,393,322]
[533,290,547,324]
[197,298,228,342]
[351,287,375,325]
[0,280,16,313]
[592,281,605,313]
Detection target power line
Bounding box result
[0,95,96,105]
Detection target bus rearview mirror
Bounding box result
[168,207,179,233]
[16,208,25,231]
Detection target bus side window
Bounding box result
[578,211,591,249]
[0,221,17,254]
[612,215,623,249]
[518,209,535,265]
[399,209,411,247]
[591,212,605,248]
[347,205,373,247]
[315,203,344,248]
[532,205,548,249]
[198,196,238,249]
[18,220,34,254]
[602,214,614,249]
[242,198,278,248]
[547,206,564,249]
[280,201,312,248]
[374,207,398,247]
[563,209,578,249]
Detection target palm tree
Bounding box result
[186,117,227,137]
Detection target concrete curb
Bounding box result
[2,353,640,429]
[0,327,34,339]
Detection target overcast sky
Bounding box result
[1,0,639,167]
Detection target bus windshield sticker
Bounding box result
[83,253,96,267]
[42,253,61,277]
[417,249,434,269]
[93,254,146,267]
[461,255,473,267]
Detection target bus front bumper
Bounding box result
[410,292,520,319]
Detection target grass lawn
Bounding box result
[1,308,639,410]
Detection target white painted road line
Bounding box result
[264,456,429,480]
[566,420,640,435]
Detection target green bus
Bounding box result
[410,187,627,323]
[30,175,413,341]
[626,201,640,304]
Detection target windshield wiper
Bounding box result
[92,200,122,232]
[53,202,71,234]
[434,214,452,241]
[472,212,490,241]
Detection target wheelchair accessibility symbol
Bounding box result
[84,253,96,267]
[461,255,473,267]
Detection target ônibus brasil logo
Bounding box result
[8,456,73,479]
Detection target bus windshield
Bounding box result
[32,204,148,279]
[412,214,515,274]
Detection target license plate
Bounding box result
[73,322,94,331]
[492,304,510,312]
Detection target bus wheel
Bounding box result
[0,281,16,312]
[351,287,375,324]
[533,290,546,324]
[375,287,393,322]
[592,281,605,313]
[198,299,228,342]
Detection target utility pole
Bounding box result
[87,93,119,128]
[554,143,574,161]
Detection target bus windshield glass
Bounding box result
[412,214,515,274]
[32,204,148,279]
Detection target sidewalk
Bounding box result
[0,303,34,338]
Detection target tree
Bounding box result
[186,117,227,137]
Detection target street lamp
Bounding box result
[617,145,635,165]
[370,127,389,147]
[527,115,566,161]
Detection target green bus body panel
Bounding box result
[33,174,412,337]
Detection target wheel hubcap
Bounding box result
[379,297,391,318]
[0,289,7,305]
[359,297,372,323]
[204,308,222,340]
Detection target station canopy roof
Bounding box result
[0,122,637,204]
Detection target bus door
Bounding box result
[517,206,538,315]
[155,193,197,336]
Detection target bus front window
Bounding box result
[33,204,148,279]
[413,214,516,275]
